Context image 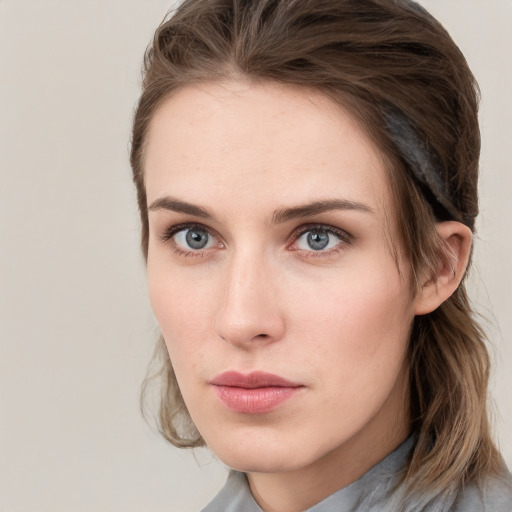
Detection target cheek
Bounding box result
[289,262,413,386]
[147,257,215,361]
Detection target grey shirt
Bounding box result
[202,437,512,511]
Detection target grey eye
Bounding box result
[174,227,214,250]
[307,231,329,250]
[296,228,341,251]
[186,229,209,249]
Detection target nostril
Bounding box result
[249,333,270,341]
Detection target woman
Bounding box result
[130,0,512,510]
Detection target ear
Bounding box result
[414,221,473,316]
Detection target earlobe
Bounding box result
[414,221,473,316]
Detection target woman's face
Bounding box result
[144,81,417,476]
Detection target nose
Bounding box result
[214,250,286,348]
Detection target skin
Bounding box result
[143,81,471,512]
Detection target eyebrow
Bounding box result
[148,197,215,219]
[271,199,374,224]
[148,196,373,224]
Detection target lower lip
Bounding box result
[212,385,302,414]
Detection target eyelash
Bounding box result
[161,223,220,258]
[160,222,353,259]
[290,223,353,258]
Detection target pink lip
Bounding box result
[210,371,304,414]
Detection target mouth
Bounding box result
[209,371,304,414]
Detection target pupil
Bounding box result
[186,229,208,249]
[307,230,329,250]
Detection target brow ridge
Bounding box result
[148,196,373,224]
[148,197,214,219]
[271,199,373,224]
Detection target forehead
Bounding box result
[143,81,392,216]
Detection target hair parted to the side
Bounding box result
[131,0,504,505]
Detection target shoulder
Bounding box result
[453,469,512,512]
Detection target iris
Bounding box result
[307,230,330,250]
[185,228,209,249]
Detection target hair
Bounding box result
[130,0,504,507]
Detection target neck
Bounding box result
[247,376,411,512]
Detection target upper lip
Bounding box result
[210,371,302,389]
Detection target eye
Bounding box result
[162,223,220,254]
[292,225,351,253]
[175,226,213,250]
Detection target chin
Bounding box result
[204,426,325,474]
[218,449,306,474]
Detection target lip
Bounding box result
[210,371,304,414]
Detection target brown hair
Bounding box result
[131,0,503,505]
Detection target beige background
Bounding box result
[0,1,510,511]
